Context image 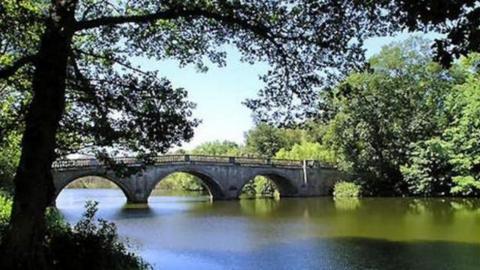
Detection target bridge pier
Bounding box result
[125,188,149,204]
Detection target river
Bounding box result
[57,189,480,270]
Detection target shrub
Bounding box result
[333,181,361,198]
[0,198,150,270]
[47,201,151,270]
[451,176,480,196]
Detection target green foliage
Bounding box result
[0,0,388,159]
[323,37,456,195]
[451,176,480,196]
[0,132,20,192]
[156,140,245,193]
[240,176,279,199]
[333,182,361,199]
[401,139,453,196]
[245,123,289,158]
[191,140,241,156]
[275,141,336,164]
[444,67,480,196]
[245,123,304,158]
[156,173,204,192]
[318,42,480,197]
[400,54,480,197]
[48,201,151,270]
[334,197,361,211]
[0,194,12,238]
[0,198,150,270]
[0,88,24,192]
[377,1,478,67]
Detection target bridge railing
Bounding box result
[52,154,335,171]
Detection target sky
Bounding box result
[135,32,434,150]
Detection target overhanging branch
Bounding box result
[74,7,273,41]
[74,6,290,71]
[74,48,156,78]
[0,55,36,79]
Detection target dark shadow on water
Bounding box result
[111,203,155,219]
[166,237,480,270]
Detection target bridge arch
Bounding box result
[146,167,226,200]
[238,170,299,198]
[53,172,135,203]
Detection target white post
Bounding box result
[303,160,308,186]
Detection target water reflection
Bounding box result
[334,198,361,211]
[57,190,480,270]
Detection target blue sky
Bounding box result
[136,32,433,150]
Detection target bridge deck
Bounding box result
[52,154,334,171]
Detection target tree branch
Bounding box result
[74,7,273,40]
[74,6,291,70]
[74,48,156,78]
[70,56,103,109]
[0,55,35,79]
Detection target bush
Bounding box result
[0,197,150,270]
[451,176,480,196]
[333,181,361,198]
[48,201,150,270]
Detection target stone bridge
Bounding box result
[52,155,346,204]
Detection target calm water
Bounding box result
[57,189,480,270]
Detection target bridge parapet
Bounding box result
[52,155,335,171]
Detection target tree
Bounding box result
[245,123,288,158]
[402,54,480,196]
[323,38,457,195]
[400,138,454,196]
[275,141,336,164]
[445,63,480,196]
[244,123,308,158]
[191,140,241,156]
[0,1,389,267]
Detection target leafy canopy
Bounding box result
[402,54,480,196]
[322,37,458,194]
[0,0,393,153]
[361,1,479,67]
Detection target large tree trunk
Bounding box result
[0,1,76,269]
